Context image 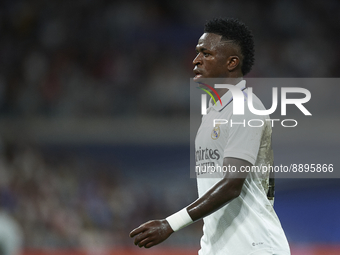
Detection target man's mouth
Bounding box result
[194,74,202,81]
[193,70,203,81]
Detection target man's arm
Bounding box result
[129,157,251,248]
[187,157,250,220]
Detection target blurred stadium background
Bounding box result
[0,0,339,254]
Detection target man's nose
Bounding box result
[193,53,202,66]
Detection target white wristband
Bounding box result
[165,208,193,232]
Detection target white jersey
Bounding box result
[195,80,290,255]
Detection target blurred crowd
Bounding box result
[0,0,339,118]
[0,140,199,248]
[0,0,339,250]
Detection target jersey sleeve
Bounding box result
[223,106,265,165]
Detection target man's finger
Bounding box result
[137,237,152,247]
[134,232,149,245]
[145,241,155,248]
[129,226,145,237]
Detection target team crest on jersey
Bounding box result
[211,124,220,140]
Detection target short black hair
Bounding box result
[204,18,255,76]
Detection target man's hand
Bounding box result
[129,219,174,248]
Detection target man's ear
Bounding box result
[226,56,240,71]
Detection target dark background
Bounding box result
[0,0,339,253]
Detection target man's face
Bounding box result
[193,33,232,81]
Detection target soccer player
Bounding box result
[130,18,290,255]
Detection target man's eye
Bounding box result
[204,53,210,57]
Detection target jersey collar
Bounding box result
[209,80,247,111]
